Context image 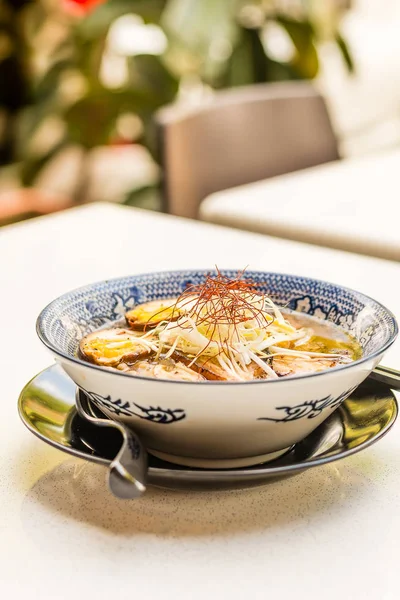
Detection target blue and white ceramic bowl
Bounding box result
[37,270,398,468]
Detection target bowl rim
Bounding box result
[36,269,399,386]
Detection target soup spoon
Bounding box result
[75,389,148,499]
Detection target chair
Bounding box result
[155,81,340,219]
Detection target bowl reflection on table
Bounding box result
[36,270,398,468]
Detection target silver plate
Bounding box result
[19,365,398,490]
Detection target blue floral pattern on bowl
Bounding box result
[84,388,186,423]
[257,385,358,422]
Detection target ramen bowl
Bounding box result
[37,270,398,468]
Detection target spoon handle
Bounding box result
[109,433,147,499]
[75,390,148,499]
[370,365,400,391]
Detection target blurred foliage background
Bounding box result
[0,0,353,222]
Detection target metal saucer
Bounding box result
[19,364,398,490]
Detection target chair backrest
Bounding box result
[155,82,340,219]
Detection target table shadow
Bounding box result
[20,448,374,539]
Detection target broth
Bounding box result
[79,285,362,382]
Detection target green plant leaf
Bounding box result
[20,138,68,185]
[162,0,241,83]
[162,0,239,53]
[73,36,107,83]
[77,0,168,40]
[128,54,179,105]
[16,98,61,151]
[275,15,319,79]
[65,93,121,147]
[220,26,268,88]
[123,182,161,210]
[34,59,75,101]
[64,84,165,148]
[335,32,354,73]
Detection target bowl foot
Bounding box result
[149,446,292,469]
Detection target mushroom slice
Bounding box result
[79,328,153,367]
[165,351,227,381]
[129,360,206,381]
[272,355,337,377]
[193,358,269,381]
[189,356,228,381]
[247,361,269,380]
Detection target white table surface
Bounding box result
[2,203,400,599]
[200,149,400,261]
